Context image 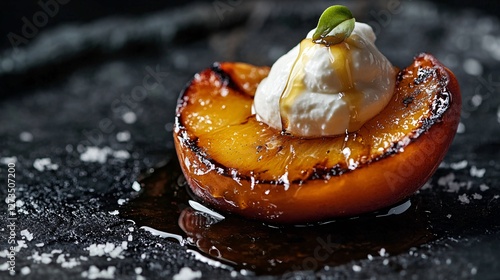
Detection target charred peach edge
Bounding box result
[174,53,461,223]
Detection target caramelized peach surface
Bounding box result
[174,54,461,223]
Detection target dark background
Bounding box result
[1,0,500,279]
[1,0,500,51]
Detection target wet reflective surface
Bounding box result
[120,158,436,275]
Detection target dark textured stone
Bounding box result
[1,0,499,279]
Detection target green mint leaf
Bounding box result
[312,5,355,46]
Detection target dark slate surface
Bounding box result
[1,0,500,279]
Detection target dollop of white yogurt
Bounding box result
[253,22,397,137]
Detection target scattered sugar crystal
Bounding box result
[87,244,105,257]
[53,253,81,268]
[471,267,478,275]
[80,147,130,163]
[85,243,125,259]
[112,150,130,160]
[458,194,470,204]
[438,173,455,186]
[240,269,251,276]
[450,160,468,170]
[19,132,33,142]
[0,156,17,165]
[378,248,387,257]
[463,58,483,76]
[33,158,59,171]
[470,166,486,178]
[128,235,133,242]
[21,266,31,275]
[472,193,483,200]
[447,214,452,219]
[0,262,9,270]
[447,181,461,193]
[16,199,25,209]
[108,210,119,215]
[470,94,483,107]
[104,243,115,254]
[36,243,45,247]
[467,181,474,190]
[457,122,465,133]
[56,254,66,264]
[479,184,490,191]
[16,240,28,251]
[31,252,53,264]
[116,131,131,142]
[352,265,362,272]
[122,112,137,124]
[439,162,448,168]
[118,199,127,205]
[20,229,33,241]
[81,265,116,279]
[135,267,143,274]
[62,258,81,268]
[80,147,112,163]
[173,267,202,280]
[131,181,141,192]
[108,247,124,259]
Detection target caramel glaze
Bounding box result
[173,53,461,223]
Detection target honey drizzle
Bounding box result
[278,38,364,135]
[279,39,315,131]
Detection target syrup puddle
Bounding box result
[120,158,435,275]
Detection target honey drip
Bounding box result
[278,38,365,135]
[279,39,315,130]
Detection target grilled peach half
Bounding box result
[174,53,461,223]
